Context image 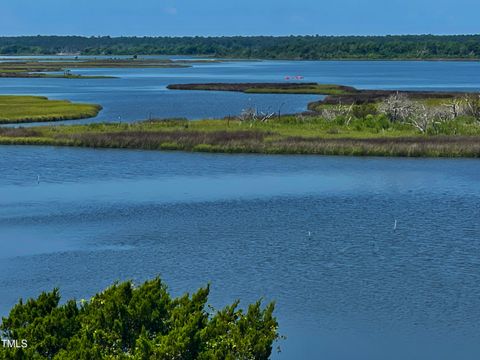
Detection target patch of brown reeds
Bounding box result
[57,130,270,151]
[268,136,480,157]
[0,127,42,137]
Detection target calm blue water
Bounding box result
[1,146,480,359]
[1,59,480,125]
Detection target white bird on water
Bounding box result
[394,219,397,231]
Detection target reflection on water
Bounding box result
[1,146,480,359]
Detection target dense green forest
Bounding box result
[0,35,479,59]
[0,278,279,359]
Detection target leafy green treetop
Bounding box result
[0,278,279,360]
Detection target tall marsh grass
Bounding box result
[0,96,101,124]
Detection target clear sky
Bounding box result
[1,0,479,37]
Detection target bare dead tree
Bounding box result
[238,107,275,123]
[320,103,354,124]
[408,105,431,133]
[408,105,451,133]
[461,94,480,120]
[379,93,417,122]
[442,98,462,119]
[238,108,257,122]
[259,111,275,122]
[344,103,355,125]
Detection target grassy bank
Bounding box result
[0,58,212,79]
[0,95,102,123]
[167,83,357,95]
[167,82,469,106]
[0,71,113,79]
[2,115,480,157]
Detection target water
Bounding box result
[1,59,480,125]
[1,146,480,359]
[2,60,480,358]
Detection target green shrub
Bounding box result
[0,278,279,360]
[352,104,378,119]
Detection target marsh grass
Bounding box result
[62,129,270,151]
[308,90,467,111]
[267,136,480,157]
[0,96,102,123]
[2,116,480,157]
[167,83,357,95]
[0,58,194,79]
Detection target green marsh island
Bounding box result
[2,81,480,157]
[0,58,218,79]
[0,95,101,124]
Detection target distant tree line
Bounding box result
[0,35,479,59]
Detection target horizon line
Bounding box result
[2,33,480,38]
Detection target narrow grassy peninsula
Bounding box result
[0,58,212,79]
[167,82,468,101]
[0,95,102,124]
[2,114,480,157]
[167,82,356,95]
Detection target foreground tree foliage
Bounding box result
[0,278,279,359]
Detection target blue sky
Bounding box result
[1,0,479,36]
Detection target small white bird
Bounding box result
[394,219,397,231]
